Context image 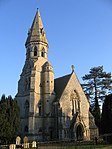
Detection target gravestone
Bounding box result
[16,136,21,145]
[9,144,16,149]
[23,136,29,148]
[32,141,36,148]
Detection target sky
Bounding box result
[0,0,112,98]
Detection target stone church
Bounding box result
[16,9,98,141]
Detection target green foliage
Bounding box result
[101,94,112,135]
[0,95,20,144]
[92,97,101,130]
[82,66,112,104]
[82,66,112,129]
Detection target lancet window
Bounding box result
[70,90,80,115]
[34,46,38,56]
[24,125,28,133]
[41,47,45,57]
[38,102,42,116]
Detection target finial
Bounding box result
[36,8,39,13]
[71,65,75,73]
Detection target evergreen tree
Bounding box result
[101,94,112,142]
[101,94,112,134]
[0,95,20,144]
[82,66,112,129]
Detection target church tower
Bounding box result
[16,9,55,141]
[16,8,98,142]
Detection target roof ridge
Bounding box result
[55,73,71,80]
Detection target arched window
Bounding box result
[38,102,42,116]
[76,124,84,141]
[39,128,42,133]
[41,48,45,57]
[71,90,80,115]
[39,105,41,116]
[24,125,28,133]
[24,100,29,117]
[41,51,44,57]
[34,46,37,56]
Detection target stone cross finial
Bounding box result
[72,65,75,72]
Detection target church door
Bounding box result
[50,130,53,140]
[76,124,84,141]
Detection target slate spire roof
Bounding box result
[25,9,48,46]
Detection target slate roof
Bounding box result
[54,74,72,99]
[25,9,48,46]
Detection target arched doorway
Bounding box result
[76,124,84,141]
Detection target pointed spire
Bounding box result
[31,8,43,33]
[25,9,48,46]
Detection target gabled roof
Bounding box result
[54,74,72,99]
[25,9,48,46]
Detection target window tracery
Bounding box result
[70,90,80,115]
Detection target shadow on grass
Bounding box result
[38,144,112,149]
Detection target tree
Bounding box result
[101,94,112,143]
[82,66,112,129]
[0,95,20,144]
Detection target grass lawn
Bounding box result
[39,144,112,149]
[57,145,112,149]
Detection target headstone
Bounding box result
[23,136,29,148]
[32,141,36,148]
[9,144,16,149]
[23,136,28,143]
[16,136,21,145]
